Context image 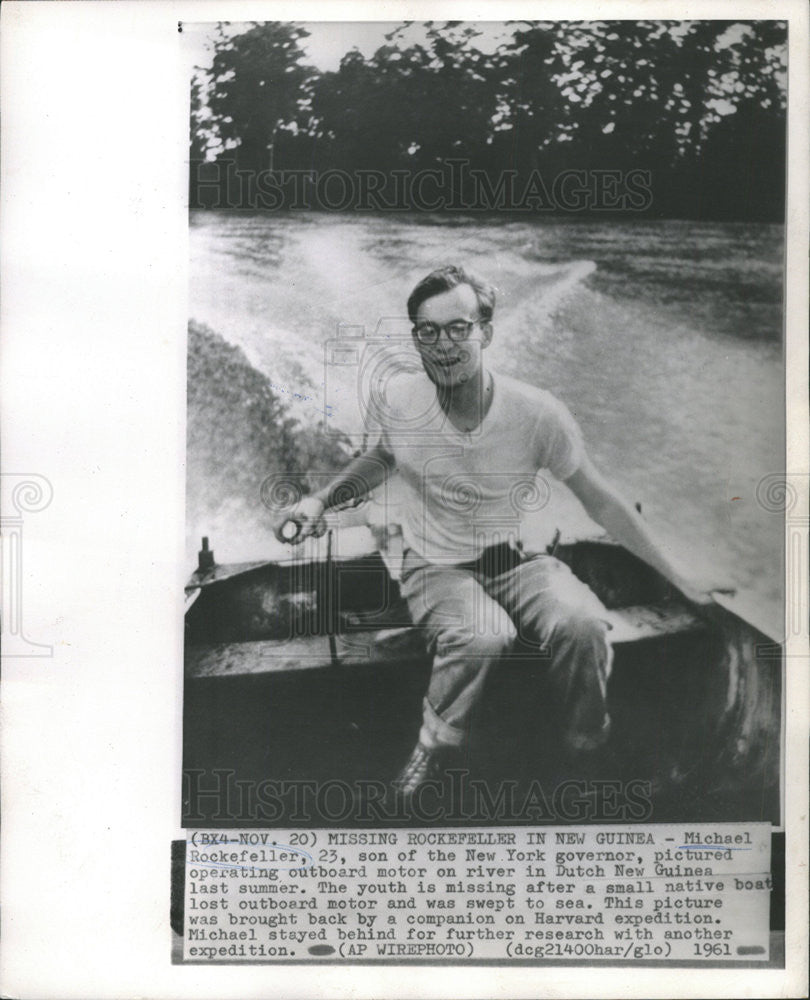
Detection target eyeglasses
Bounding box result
[412,318,481,346]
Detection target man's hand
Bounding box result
[274,495,326,545]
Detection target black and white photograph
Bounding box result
[183,18,786,829]
[1,2,807,996]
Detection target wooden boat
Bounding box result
[183,524,782,826]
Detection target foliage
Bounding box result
[190,20,787,220]
[310,22,504,172]
[203,22,316,171]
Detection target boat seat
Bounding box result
[339,601,706,645]
[604,601,705,644]
[186,601,704,679]
[185,628,422,679]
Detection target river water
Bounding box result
[188,211,784,623]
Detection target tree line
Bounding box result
[190,20,786,221]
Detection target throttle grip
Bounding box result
[278,517,303,543]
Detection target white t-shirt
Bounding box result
[377,370,584,563]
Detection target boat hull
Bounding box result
[183,537,782,826]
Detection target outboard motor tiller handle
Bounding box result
[277,517,304,544]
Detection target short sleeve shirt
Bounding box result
[377,370,584,563]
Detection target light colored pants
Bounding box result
[398,549,613,753]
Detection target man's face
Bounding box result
[413,283,492,388]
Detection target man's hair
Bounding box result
[407,265,496,325]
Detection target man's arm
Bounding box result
[274,441,395,543]
[312,442,395,511]
[564,455,732,605]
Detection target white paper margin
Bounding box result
[1,1,807,998]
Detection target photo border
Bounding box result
[1,1,807,998]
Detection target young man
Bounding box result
[276,265,726,799]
